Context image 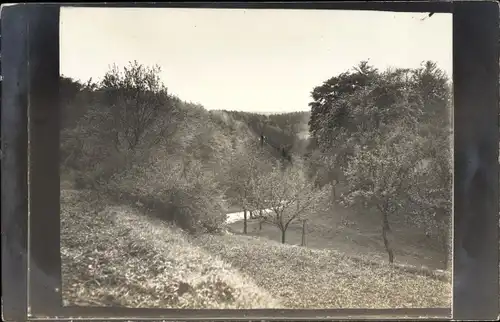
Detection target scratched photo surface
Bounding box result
[59,7,452,309]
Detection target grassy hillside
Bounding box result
[194,233,450,309]
[61,188,280,308]
[226,211,446,270]
[60,63,452,311]
[61,187,450,309]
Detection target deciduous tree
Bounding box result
[340,127,423,263]
[99,60,178,152]
[251,160,329,243]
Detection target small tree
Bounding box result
[252,160,329,244]
[341,127,423,263]
[99,60,178,152]
[226,142,272,234]
[68,61,181,189]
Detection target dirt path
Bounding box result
[225,209,272,224]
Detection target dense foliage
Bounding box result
[61,59,452,266]
[61,62,313,234]
[307,60,452,265]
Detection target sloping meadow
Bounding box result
[192,233,452,309]
[61,188,450,310]
[60,189,281,309]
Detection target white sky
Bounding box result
[60,8,452,113]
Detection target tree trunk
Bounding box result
[381,212,394,264]
[281,229,286,244]
[258,209,263,230]
[301,220,307,246]
[243,209,247,234]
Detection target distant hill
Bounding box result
[220,110,311,160]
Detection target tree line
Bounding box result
[60,59,452,267]
[60,61,328,244]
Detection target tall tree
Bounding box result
[306,61,450,189]
[340,126,423,263]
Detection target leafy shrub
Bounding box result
[109,151,228,234]
[165,176,228,234]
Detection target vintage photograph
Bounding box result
[59,7,453,309]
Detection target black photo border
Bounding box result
[1,1,498,321]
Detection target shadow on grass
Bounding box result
[103,189,198,234]
[227,218,449,279]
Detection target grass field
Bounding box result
[61,188,451,309]
[61,189,280,308]
[226,208,447,270]
[192,232,450,309]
